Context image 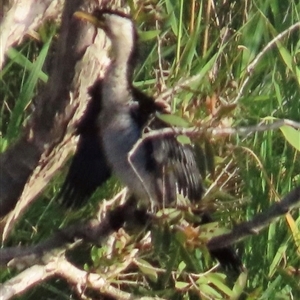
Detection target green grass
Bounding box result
[1,0,300,299]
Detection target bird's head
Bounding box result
[74,9,137,57]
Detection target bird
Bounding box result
[57,79,168,207]
[74,9,204,208]
[66,8,243,272]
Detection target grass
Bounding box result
[1,0,300,299]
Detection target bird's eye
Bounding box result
[98,14,106,22]
[93,10,106,22]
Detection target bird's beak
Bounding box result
[74,11,105,29]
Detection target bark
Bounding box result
[0,0,64,70]
[0,0,114,238]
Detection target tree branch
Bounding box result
[129,118,300,165]
[1,186,300,269]
[0,193,164,300]
[0,0,64,70]
[0,253,165,300]
[233,21,300,104]
[207,185,300,250]
[0,0,112,239]
[0,189,134,266]
[1,184,299,298]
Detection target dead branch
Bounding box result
[0,252,165,300]
[129,118,300,165]
[0,195,163,300]
[0,192,138,267]
[0,0,112,239]
[207,185,300,250]
[1,185,299,270]
[233,21,300,104]
[0,264,56,300]
[0,184,299,298]
[0,0,64,70]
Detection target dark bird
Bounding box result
[74,9,204,208]
[62,9,243,272]
[58,79,165,207]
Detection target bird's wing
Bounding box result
[148,120,243,272]
[58,133,111,207]
[138,115,243,272]
[146,119,204,204]
[58,80,111,207]
[129,88,204,204]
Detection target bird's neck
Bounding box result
[101,42,135,111]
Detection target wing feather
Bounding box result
[58,80,111,207]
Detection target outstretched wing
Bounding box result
[58,80,111,207]
[130,88,203,203]
[149,133,204,204]
[131,89,242,272]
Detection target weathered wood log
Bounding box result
[0,0,118,239]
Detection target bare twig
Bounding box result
[0,192,137,267]
[1,184,299,299]
[155,74,204,103]
[0,252,165,300]
[207,185,300,250]
[233,21,300,104]
[3,184,299,267]
[0,194,161,300]
[128,118,300,163]
[0,263,56,300]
